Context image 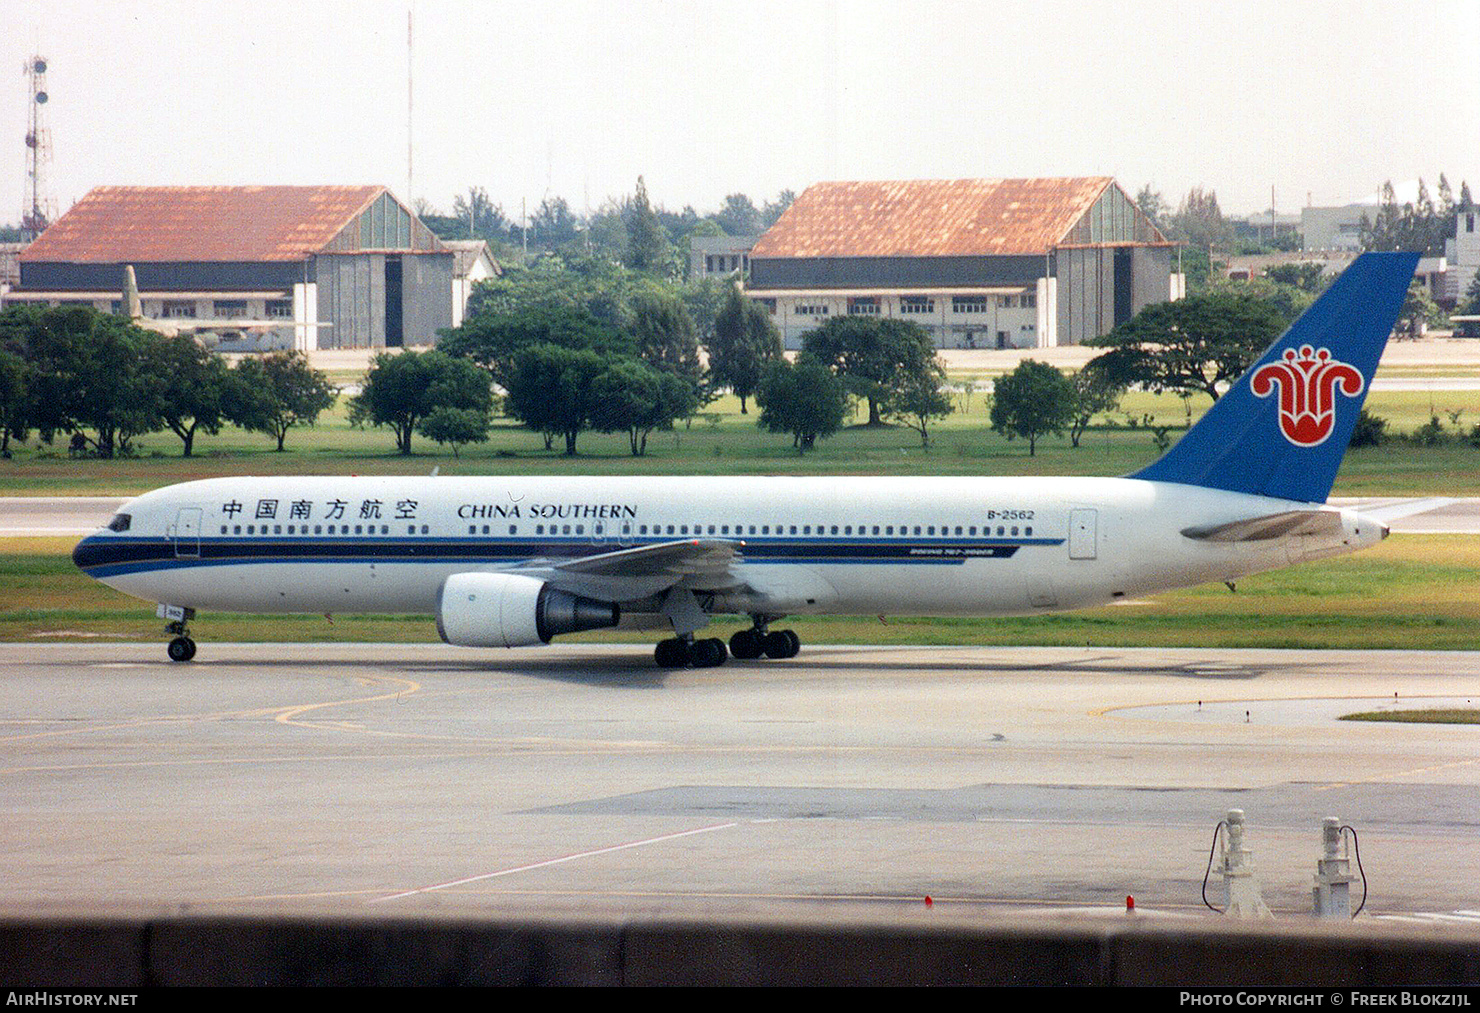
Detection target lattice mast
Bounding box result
[22,55,56,241]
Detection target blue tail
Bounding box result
[1130,251,1419,503]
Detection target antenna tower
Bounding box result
[21,55,55,241]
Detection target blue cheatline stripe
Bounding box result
[75,535,1061,579]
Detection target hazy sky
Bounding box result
[4,0,1477,226]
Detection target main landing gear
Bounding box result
[654,617,801,668]
[160,605,197,662]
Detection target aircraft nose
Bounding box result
[1381,523,1390,540]
[71,535,92,571]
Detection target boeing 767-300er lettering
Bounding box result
[74,252,1423,667]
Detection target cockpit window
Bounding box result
[107,513,131,532]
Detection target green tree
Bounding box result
[1134,185,1167,229]
[231,351,337,451]
[1398,281,1441,336]
[883,358,954,447]
[755,354,849,452]
[3,305,161,457]
[0,349,31,455]
[418,406,490,458]
[630,291,704,387]
[716,193,763,236]
[589,359,700,456]
[626,176,669,272]
[502,344,609,455]
[142,333,235,457]
[761,190,796,228]
[802,316,938,426]
[709,286,782,413]
[1461,268,1480,314]
[1262,262,1328,293]
[989,359,1077,456]
[349,350,492,455]
[1083,292,1286,403]
[439,304,631,388]
[1066,366,1127,448]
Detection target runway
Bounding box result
[6,495,1480,535]
[0,642,1476,923]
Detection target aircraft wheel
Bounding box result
[729,629,764,659]
[167,636,196,663]
[763,627,799,660]
[689,637,727,668]
[781,630,801,658]
[654,638,688,668]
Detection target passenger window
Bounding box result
[830,525,838,535]
[576,525,584,534]
[1011,526,1019,536]
[220,526,228,534]
[509,525,517,535]
[421,525,429,534]
[927,526,935,535]
[1025,526,1033,536]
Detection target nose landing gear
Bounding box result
[159,605,197,662]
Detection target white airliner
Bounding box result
[74,252,1422,667]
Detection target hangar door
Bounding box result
[1068,509,1097,560]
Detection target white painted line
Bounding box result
[369,821,740,903]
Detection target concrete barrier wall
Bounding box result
[2,914,1478,986]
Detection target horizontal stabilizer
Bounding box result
[1180,510,1341,542]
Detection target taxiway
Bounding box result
[0,643,1475,923]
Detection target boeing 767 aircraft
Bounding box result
[73,252,1421,667]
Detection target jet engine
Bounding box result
[437,572,620,648]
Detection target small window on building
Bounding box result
[847,297,879,315]
[214,299,247,319]
[162,300,196,319]
[266,299,293,318]
[900,296,935,315]
[952,296,988,315]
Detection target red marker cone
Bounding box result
[1126,895,1135,912]
[924,896,933,907]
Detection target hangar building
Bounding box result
[3,185,468,350]
[745,177,1180,348]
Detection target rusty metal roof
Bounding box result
[21,185,385,263]
[750,177,1119,259]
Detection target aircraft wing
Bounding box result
[1180,510,1342,542]
[511,539,747,600]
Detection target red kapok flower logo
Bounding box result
[1250,345,1365,447]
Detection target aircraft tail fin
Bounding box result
[123,265,142,320]
[1129,251,1419,503]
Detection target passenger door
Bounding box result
[173,507,202,559]
[1068,508,1097,560]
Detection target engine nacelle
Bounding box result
[437,572,619,648]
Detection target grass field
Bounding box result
[6,534,1475,652]
[1,385,1477,497]
[1339,709,1480,724]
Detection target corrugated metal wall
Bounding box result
[314,253,384,349]
[1056,245,1175,345]
[402,253,453,344]
[313,252,452,348]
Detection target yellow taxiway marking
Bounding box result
[1316,755,1480,791]
[0,674,422,745]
